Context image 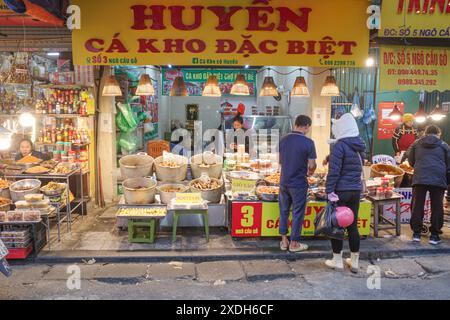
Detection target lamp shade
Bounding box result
[291,76,310,97]
[415,104,428,123]
[230,74,250,96]
[202,75,221,97]
[135,74,155,96]
[170,76,188,96]
[430,103,446,121]
[320,76,340,97]
[388,104,403,121]
[260,76,278,97]
[102,75,122,96]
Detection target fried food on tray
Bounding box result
[399,163,414,174]
[160,186,186,193]
[50,165,71,174]
[191,179,221,190]
[16,155,41,164]
[117,207,166,217]
[0,197,11,206]
[0,179,11,189]
[42,182,65,191]
[40,160,58,169]
[264,172,280,185]
[25,166,50,174]
[159,161,181,168]
[257,186,279,195]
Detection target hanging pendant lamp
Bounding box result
[430,97,446,121]
[260,76,278,97]
[291,76,310,97]
[388,103,403,121]
[170,76,188,96]
[415,103,428,123]
[135,74,155,96]
[230,74,250,96]
[202,75,221,97]
[320,75,340,97]
[102,75,122,96]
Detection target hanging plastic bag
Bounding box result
[116,102,138,133]
[314,202,345,240]
[351,103,363,120]
[118,131,139,152]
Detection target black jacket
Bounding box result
[326,137,366,194]
[408,135,450,189]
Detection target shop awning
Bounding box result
[2,0,66,26]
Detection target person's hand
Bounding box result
[328,192,339,202]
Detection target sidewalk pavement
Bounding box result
[14,203,450,265]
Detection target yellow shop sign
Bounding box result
[380,0,450,38]
[379,45,450,92]
[72,0,369,67]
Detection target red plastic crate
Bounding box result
[6,245,33,260]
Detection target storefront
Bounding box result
[7,0,436,258]
[67,0,379,244]
[0,49,98,258]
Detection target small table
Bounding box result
[168,202,209,243]
[366,193,403,238]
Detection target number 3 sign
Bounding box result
[231,202,262,237]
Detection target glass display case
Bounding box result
[222,115,293,158]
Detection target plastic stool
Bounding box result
[128,219,158,244]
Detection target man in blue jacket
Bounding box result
[279,115,317,252]
[409,125,450,245]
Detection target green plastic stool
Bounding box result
[172,209,209,243]
[128,219,158,244]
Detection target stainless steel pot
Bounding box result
[119,154,154,179]
[189,178,224,204]
[123,177,157,205]
[9,179,42,202]
[157,183,189,205]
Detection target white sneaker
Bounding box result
[325,252,343,270]
[345,252,360,273]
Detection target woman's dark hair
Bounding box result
[19,138,34,149]
[233,115,244,125]
[425,125,441,136]
[295,115,312,127]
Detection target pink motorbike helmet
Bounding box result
[335,206,354,228]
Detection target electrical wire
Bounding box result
[256,67,332,76]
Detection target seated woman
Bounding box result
[15,139,49,161]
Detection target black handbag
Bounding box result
[314,202,345,240]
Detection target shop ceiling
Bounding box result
[0,26,71,52]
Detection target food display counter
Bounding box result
[223,170,373,238]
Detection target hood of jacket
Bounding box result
[328,113,360,144]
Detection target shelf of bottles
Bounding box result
[35,87,89,116]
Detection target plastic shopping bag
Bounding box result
[314,202,345,240]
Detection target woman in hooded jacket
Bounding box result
[324,113,366,273]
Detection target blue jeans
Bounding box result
[279,185,308,242]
